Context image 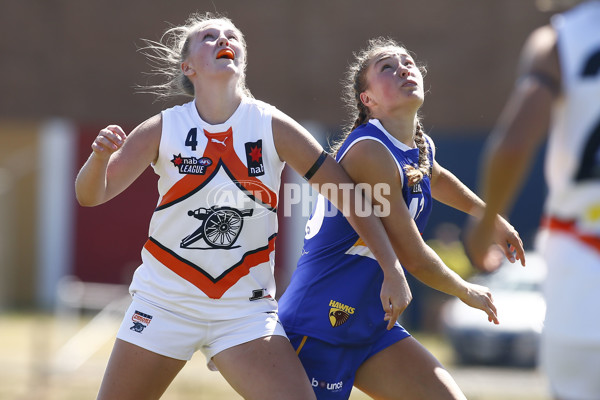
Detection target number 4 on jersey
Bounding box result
[185,128,198,151]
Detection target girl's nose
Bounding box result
[218,36,230,47]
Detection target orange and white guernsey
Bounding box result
[542,2,600,246]
[130,97,285,320]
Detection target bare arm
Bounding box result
[272,110,412,329]
[341,140,498,324]
[75,114,161,206]
[431,160,524,267]
[464,24,559,268]
[431,160,484,215]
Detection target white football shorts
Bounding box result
[537,230,600,399]
[116,294,287,370]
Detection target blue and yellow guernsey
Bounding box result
[278,119,435,345]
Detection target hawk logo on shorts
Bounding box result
[328,300,355,327]
[329,309,349,327]
[130,310,153,333]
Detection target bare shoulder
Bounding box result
[340,138,401,187]
[519,24,560,85]
[270,107,322,168]
[271,108,306,137]
[131,113,162,138]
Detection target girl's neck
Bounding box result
[376,115,417,148]
[193,83,243,125]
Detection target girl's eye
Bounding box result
[382,64,393,71]
[227,35,238,41]
[203,33,216,40]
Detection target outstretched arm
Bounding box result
[272,110,412,329]
[463,24,560,269]
[431,160,524,270]
[75,114,161,206]
[341,139,498,325]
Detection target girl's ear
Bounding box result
[359,92,371,107]
[182,62,194,76]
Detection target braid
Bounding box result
[404,120,431,186]
[351,102,369,132]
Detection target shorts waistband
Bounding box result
[542,216,600,254]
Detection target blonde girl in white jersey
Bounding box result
[75,12,412,400]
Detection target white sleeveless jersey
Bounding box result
[544,1,600,235]
[130,97,285,320]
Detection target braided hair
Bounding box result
[405,120,431,186]
[334,37,430,186]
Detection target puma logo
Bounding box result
[211,137,227,146]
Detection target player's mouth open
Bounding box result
[217,49,235,60]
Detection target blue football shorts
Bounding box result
[288,326,410,400]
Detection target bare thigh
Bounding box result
[213,335,316,400]
[97,338,186,400]
[354,336,466,400]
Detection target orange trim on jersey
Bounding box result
[143,234,277,299]
[157,127,277,209]
[542,216,600,254]
[353,237,366,247]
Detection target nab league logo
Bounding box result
[328,300,355,327]
[245,140,265,177]
[130,310,153,333]
[171,154,213,175]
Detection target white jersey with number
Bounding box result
[129,97,285,320]
[544,1,600,235]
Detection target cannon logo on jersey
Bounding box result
[245,140,265,177]
[171,154,213,175]
[130,310,153,333]
[328,300,355,327]
[181,205,254,249]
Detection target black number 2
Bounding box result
[574,48,600,182]
[185,128,198,151]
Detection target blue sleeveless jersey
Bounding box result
[278,119,434,345]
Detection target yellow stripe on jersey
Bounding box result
[295,336,308,355]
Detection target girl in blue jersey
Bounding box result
[278,38,524,400]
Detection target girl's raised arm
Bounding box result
[75,114,161,207]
